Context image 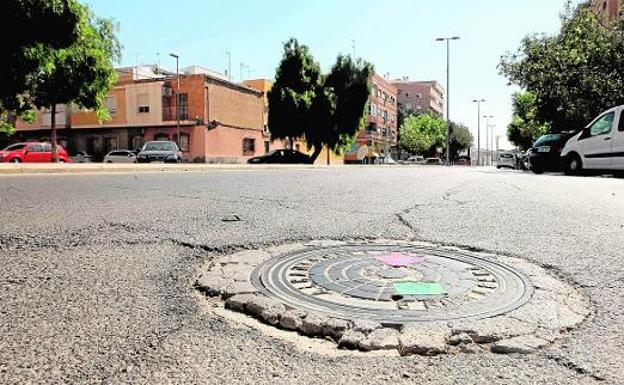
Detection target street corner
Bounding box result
[194,240,592,357]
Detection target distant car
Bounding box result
[136,141,183,163]
[103,150,137,164]
[496,152,516,169]
[520,149,532,171]
[424,157,443,165]
[400,155,425,165]
[0,142,70,163]
[457,158,471,166]
[247,149,312,164]
[530,133,575,174]
[71,151,93,163]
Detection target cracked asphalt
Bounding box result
[0,166,622,384]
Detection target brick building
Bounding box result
[346,74,398,163]
[592,0,621,20]
[11,65,266,163]
[392,79,444,117]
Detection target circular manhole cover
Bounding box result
[251,243,533,324]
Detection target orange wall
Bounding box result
[71,87,127,127]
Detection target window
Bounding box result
[137,93,149,113]
[589,112,614,137]
[131,136,145,150]
[264,141,270,153]
[178,93,189,120]
[619,113,624,132]
[106,97,117,116]
[243,138,255,155]
[154,133,169,141]
[87,136,102,154]
[29,144,45,153]
[103,136,118,153]
[172,133,190,152]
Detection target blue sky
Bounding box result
[85,0,578,149]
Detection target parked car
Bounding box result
[0,142,70,163]
[136,141,183,163]
[496,152,516,169]
[530,133,575,174]
[399,155,425,165]
[103,150,137,164]
[561,105,624,175]
[424,157,443,165]
[247,149,312,164]
[71,151,94,163]
[520,149,532,171]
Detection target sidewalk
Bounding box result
[0,163,341,175]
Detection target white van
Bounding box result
[561,105,624,174]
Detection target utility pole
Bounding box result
[240,62,250,82]
[224,51,232,80]
[436,36,460,166]
[351,39,356,59]
[472,99,486,166]
[483,115,493,166]
[170,53,180,148]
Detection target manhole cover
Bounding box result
[251,243,533,324]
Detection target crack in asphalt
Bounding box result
[544,353,607,382]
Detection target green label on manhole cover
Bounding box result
[394,281,447,296]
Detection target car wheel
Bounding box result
[59,159,66,163]
[10,158,21,163]
[496,166,501,169]
[532,166,544,174]
[106,161,113,163]
[564,154,583,176]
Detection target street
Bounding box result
[1,167,622,384]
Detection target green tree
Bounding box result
[268,39,372,162]
[506,92,550,150]
[399,113,447,155]
[449,122,473,159]
[30,5,121,161]
[0,0,82,134]
[499,1,624,131]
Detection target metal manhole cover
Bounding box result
[251,243,533,324]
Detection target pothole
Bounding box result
[196,240,591,356]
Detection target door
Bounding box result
[580,111,614,168]
[613,110,624,168]
[24,144,45,162]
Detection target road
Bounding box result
[1,166,622,384]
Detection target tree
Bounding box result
[398,113,447,155]
[30,5,121,161]
[268,39,372,162]
[506,92,550,150]
[448,122,473,160]
[0,0,82,133]
[499,1,624,131]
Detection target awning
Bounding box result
[367,151,380,158]
[345,144,369,161]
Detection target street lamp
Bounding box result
[483,115,493,166]
[472,99,486,166]
[169,53,180,148]
[436,36,460,166]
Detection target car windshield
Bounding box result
[533,134,564,147]
[3,144,26,151]
[143,142,177,151]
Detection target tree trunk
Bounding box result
[326,144,330,165]
[50,104,58,163]
[309,146,322,164]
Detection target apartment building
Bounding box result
[12,65,266,163]
[346,74,398,163]
[392,79,444,117]
[592,0,621,20]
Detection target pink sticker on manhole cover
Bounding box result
[375,253,423,267]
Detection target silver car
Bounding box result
[103,150,137,164]
[496,152,516,169]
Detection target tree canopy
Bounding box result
[506,92,550,150]
[499,1,624,131]
[398,113,447,155]
[449,122,473,157]
[268,39,372,161]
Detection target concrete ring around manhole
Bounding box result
[195,240,591,356]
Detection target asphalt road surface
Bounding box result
[1,167,622,384]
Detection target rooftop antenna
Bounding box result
[223,51,232,80]
[351,39,356,58]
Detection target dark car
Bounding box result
[247,149,312,164]
[136,141,183,163]
[529,133,575,174]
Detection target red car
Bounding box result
[0,142,71,163]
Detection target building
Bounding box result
[392,78,444,117]
[346,74,398,163]
[592,0,621,20]
[12,65,267,163]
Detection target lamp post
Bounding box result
[436,36,460,166]
[169,53,180,148]
[483,115,493,165]
[472,99,485,165]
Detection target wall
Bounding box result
[125,81,164,127]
